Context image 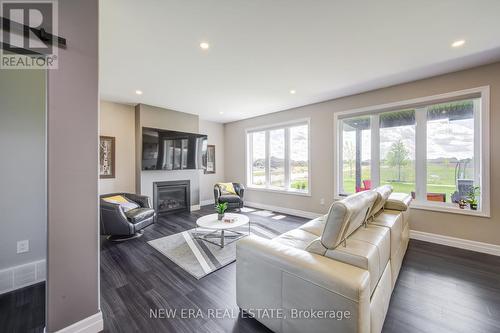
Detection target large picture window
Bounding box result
[247,120,310,194]
[335,88,489,216]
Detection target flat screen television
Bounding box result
[142,127,207,171]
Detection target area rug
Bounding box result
[148,222,281,279]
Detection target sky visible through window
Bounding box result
[252,126,308,161]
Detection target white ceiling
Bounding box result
[100,0,500,123]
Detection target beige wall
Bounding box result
[199,120,226,204]
[224,61,500,246]
[46,0,99,331]
[99,101,136,194]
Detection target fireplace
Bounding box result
[153,180,190,215]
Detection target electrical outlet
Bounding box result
[320,198,325,205]
[17,240,29,254]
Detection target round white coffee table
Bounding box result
[194,213,250,248]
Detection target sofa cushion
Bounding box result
[323,225,390,295]
[125,208,155,223]
[299,215,327,237]
[371,185,393,217]
[218,194,241,203]
[321,190,377,249]
[384,192,412,211]
[370,210,403,260]
[273,229,318,250]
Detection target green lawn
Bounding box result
[253,161,464,203]
[343,161,462,202]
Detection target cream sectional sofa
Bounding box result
[236,186,411,333]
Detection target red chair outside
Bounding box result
[356,179,372,192]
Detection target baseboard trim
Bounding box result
[191,205,201,211]
[245,201,322,219]
[0,259,46,295]
[410,230,500,256]
[200,199,215,206]
[48,311,103,333]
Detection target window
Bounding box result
[270,129,285,188]
[250,131,266,186]
[289,125,309,191]
[379,110,415,194]
[341,116,371,194]
[247,120,310,194]
[335,88,489,216]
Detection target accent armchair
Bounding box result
[100,193,155,241]
[214,183,245,210]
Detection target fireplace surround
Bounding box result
[153,180,191,215]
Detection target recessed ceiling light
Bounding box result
[219,111,224,115]
[451,40,465,48]
[289,89,296,94]
[200,42,210,50]
[135,90,143,95]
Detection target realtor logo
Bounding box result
[1,0,58,69]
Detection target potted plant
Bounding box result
[215,202,228,220]
[467,186,480,210]
[458,199,467,209]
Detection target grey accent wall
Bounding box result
[99,101,136,194]
[0,70,46,271]
[224,61,500,246]
[135,104,202,205]
[46,0,99,331]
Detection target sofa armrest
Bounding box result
[124,193,151,208]
[213,184,221,204]
[236,235,370,333]
[100,201,132,235]
[233,183,245,198]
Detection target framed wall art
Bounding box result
[99,136,115,179]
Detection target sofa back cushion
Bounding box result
[384,192,412,211]
[321,190,377,249]
[370,185,393,217]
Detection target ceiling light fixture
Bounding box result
[219,111,224,115]
[451,40,465,48]
[200,42,210,50]
[289,89,296,94]
[135,90,143,95]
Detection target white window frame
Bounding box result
[246,118,311,196]
[333,86,490,217]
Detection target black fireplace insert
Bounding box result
[153,180,190,215]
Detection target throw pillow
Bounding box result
[103,195,139,212]
[218,183,237,195]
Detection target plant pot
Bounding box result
[217,213,224,221]
[470,203,478,210]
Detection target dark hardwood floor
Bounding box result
[0,282,45,333]
[2,205,500,332]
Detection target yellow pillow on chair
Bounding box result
[217,183,237,195]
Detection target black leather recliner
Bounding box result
[100,193,155,241]
[214,183,245,211]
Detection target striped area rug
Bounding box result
[148,222,281,279]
